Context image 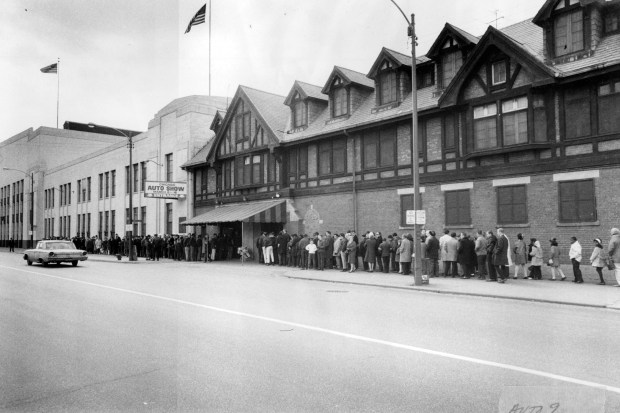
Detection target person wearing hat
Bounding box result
[548,238,566,281]
[608,228,620,286]
[529,238,544,280]
[569,236,584,283]
[590,238,607,285]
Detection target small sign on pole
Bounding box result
[406,210,426,225]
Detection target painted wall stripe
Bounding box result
[553,170,599,182]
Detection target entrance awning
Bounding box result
[182,199,287,226]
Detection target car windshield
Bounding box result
[45,242,76,250]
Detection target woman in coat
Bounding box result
[548,238,566,281]
[590,238,607,285]
[443,233,459,278]
[512,233,528,279]
[346,235,358,273]
[398,234,413,275]
[364,233,377,272]
[529,239,544,280]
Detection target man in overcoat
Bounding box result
[493,228,510,283]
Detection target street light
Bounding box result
[2,167,35,249]
[387,0,423,285]
[88,122,137,261]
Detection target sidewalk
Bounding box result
[3,248,619,310]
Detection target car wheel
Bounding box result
[56,262,61,266]
[72,261,78,267]
[42,261,48,267]
[27,259,32,266]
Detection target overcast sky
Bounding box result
[0,0,545,142]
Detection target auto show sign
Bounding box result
[145,181,187,199]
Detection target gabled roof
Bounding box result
[367,47,409,78]
[206,85,289,163]
[321,66,375,94]
[283,80,327,106]
[439,24,556,107]
[280,86,439,144]
[426,23,479,59]
[209,110,227,132]
[532,0,620,27]
[182,135,216,169]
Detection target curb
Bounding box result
[281,274,616,311]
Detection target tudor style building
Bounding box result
[183,0,620,257]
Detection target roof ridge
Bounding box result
[239,85,287,99]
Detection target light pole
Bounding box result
[88,123,136,261]
[2,167,34,249]
[388,0,423,285]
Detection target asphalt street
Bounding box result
[1,253,619,412]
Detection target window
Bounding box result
[234,101,251,142]
[559,179,597,222]
[133,164,139,193]
[497,185,528,224]
[111,171,116,197]
[224,160,232,190]
[141,162,147,191]
[445,190,471,226]
[554,9,584,57]
[492,61,507,85]
[331,78,348,118]
[605,14,619,33]
[598,80,620,134]
[125,166,130,194]
[77,180,82,203]
[292,92,307,128]
[87,177,91,201]
[166,203,173,235]
[378,64,397,105]
[444,114,456,149]
[235,154,263,187]
[473,103,498,150]
[564,87,591,139]
[288,149,297,175]
[318,139,346,176]
[165,153,173,182]
[363,131,378,169]
[252,155,262,185]
[299,147,308,174]
[380,127,396,167]
[105,211,109,236]
[502,97,528,145]
[99,173,104,199]
[141,206,146,236]
[111,210,115,237]
[441,50,463,88]
[105,172,110,198]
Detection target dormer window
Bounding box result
[291,92,307,128]
[553,0,584,57]
[377,61,397,106]
[491,60,507,86]
[605,14,619,34]
[330,77,348,118]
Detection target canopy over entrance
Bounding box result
[182,199,287,226]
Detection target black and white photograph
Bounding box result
[1,0,620,411]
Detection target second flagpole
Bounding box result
[56,57,60,128]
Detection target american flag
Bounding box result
[185,4,206,34]
[40,63,58,74]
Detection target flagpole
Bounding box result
[208,0,212,96]
[56,57,60,128]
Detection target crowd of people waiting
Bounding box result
[46,232,240,262]
[254,227,620,286]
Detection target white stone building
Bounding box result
[0,95,227,248]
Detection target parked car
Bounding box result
[23,240,88,267]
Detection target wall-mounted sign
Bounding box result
[145,181,187,199]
